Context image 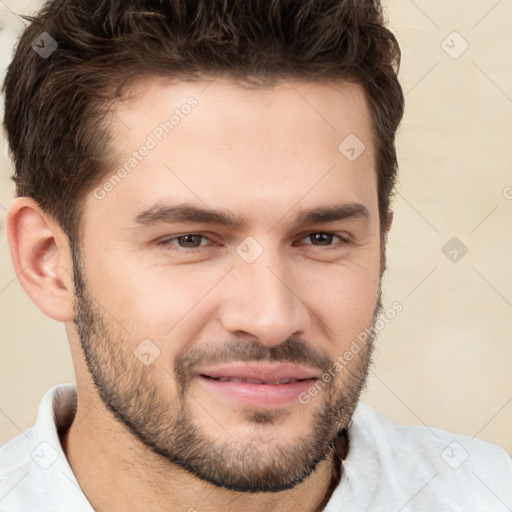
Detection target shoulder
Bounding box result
[338,402,512,511]
[355,401,511,466]
[354,401,511,466]
[0,383,78,512]
[0,428,52,512]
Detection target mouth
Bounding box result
[195,363,320,408]
[201,376,309,385]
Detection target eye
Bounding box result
[156,231,349,254]
[297,232,348,248]
[157,233,213,251]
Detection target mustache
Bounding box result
[174,336,335,384]
[172,297,384,388]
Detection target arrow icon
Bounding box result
[33,449,45,458]
[31,441,59,468]
[236,237,263,263]
[134,339,161,365]
[441,441,468,469]
[31,32,58,58]
[441,31,469,59]
[338,134,365,161]
[442,237,468,263]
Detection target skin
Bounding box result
[7,76,389,511]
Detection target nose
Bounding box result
[219,246,311,347]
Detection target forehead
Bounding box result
[110,75,373,154]
[84,75,377,230]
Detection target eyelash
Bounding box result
[156,232,350,253]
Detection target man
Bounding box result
[1,0,511,510]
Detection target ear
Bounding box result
[6,197,75,322]
[379,210,394,276]
[383,209,394,234]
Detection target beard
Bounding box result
[71,242,381,493]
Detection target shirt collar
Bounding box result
[30,383,94,512]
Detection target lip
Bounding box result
[195,363,320,408]
[198,362,320,382]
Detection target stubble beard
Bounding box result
[71,244,380,493]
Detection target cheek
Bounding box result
[84,236,380,350]
[86,257,222,357]
[299,259,380,337]
[85,242,203,314]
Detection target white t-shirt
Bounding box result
[0,383,511,511]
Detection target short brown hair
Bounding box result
[3,0,404,243]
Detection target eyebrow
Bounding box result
[132,202,370,230]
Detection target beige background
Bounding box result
[1,0,511,453]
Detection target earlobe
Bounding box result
[379,210,394,276]
[384,210,394,234]
[6,197,75,322]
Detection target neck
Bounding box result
[60,398,343,512]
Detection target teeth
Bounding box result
[213,377,299,385]
[268,379,299,385]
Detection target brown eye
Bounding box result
[173,234,206,248]
[158,233,212,251]
[300,232,347,247]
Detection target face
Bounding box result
[72,76,383,492]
